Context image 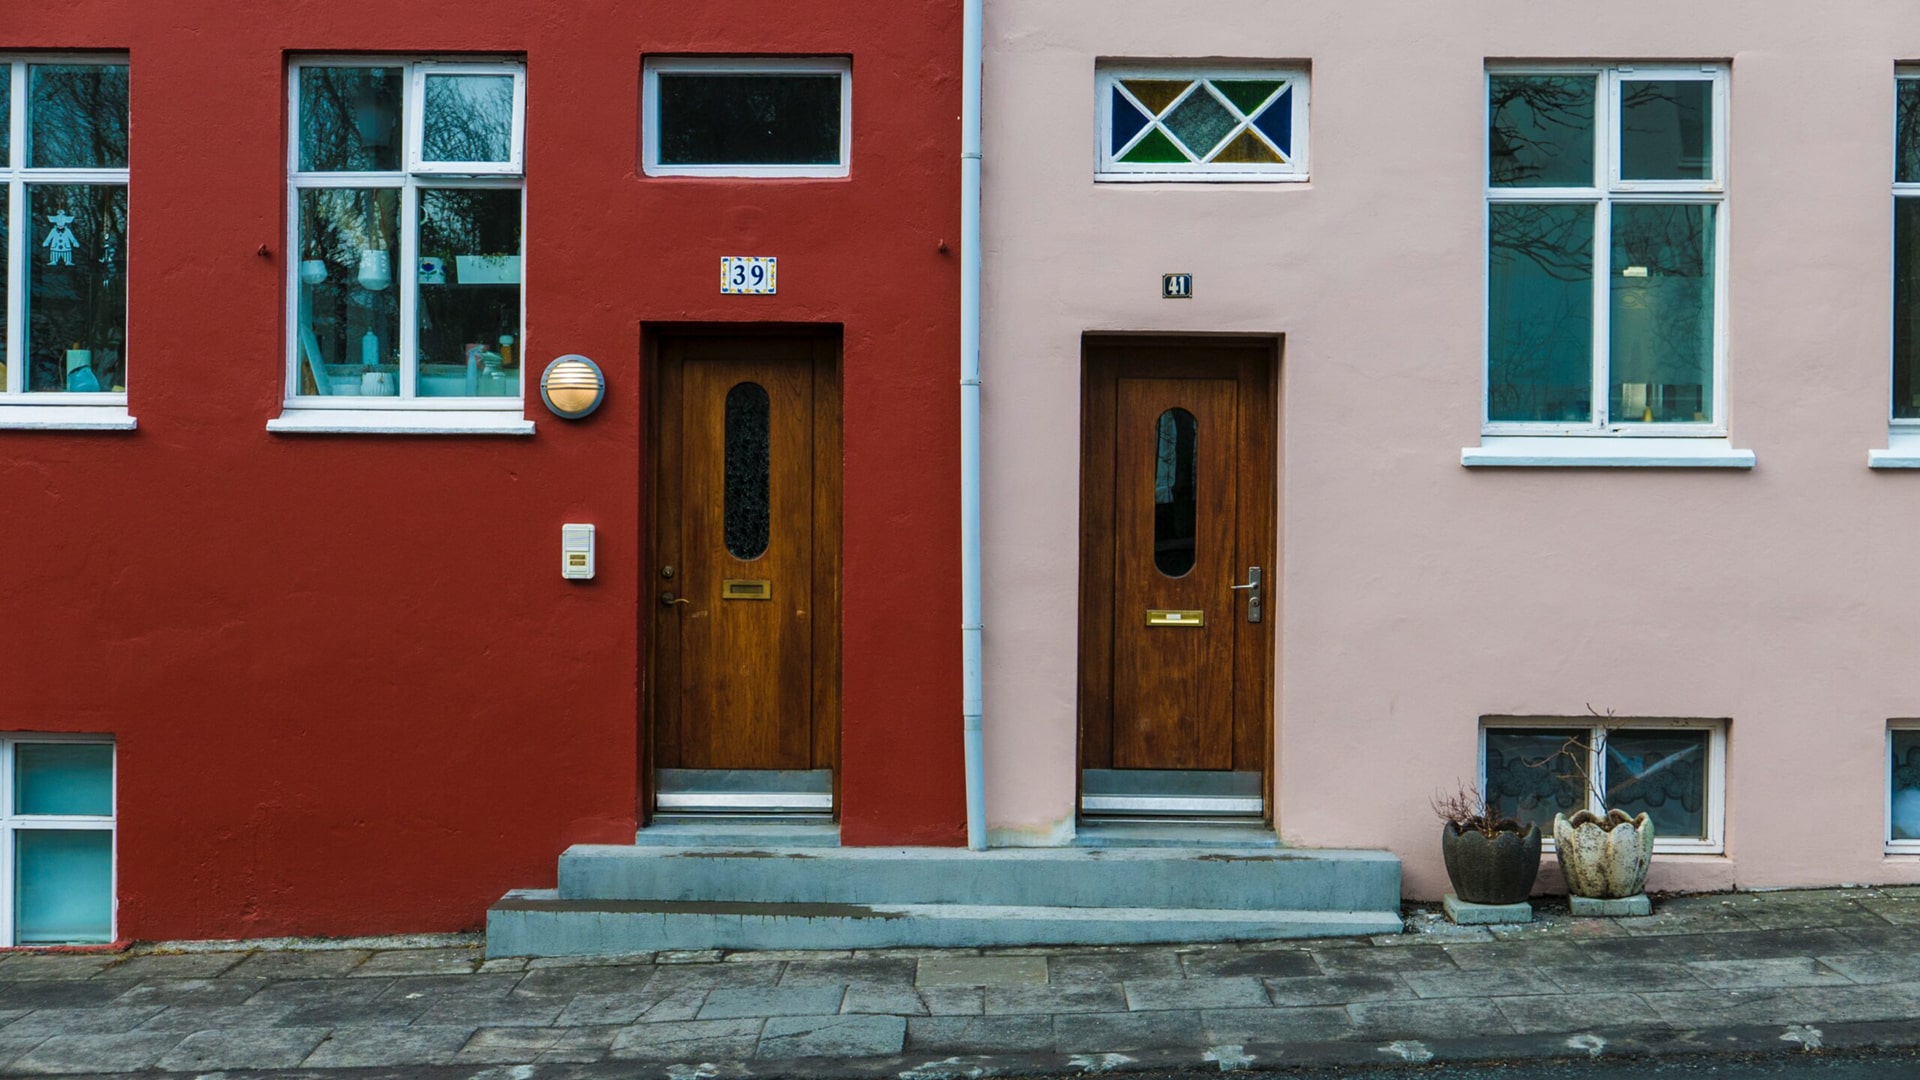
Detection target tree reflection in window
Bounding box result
[27,65,128,170]
[724,382,771,560]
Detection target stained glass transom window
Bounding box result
[1098,67,1307,180]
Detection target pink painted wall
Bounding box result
[981,0,1920,897]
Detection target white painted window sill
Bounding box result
[1462,436,1754,469]
[267,409,535,436]
[1868,431,1920,468]
[0,405,137,431]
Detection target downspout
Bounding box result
[960,0,987,851]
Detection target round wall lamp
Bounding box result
[539,354,606,419]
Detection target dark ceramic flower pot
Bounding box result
[1440,821,1542,905]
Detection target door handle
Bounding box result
[660,591,691,607]
[1228,567,1262,624]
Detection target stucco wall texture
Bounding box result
[981,2,1920,897]
[3,1,962,940]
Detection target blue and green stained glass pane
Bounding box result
[1164,88,1237,158]
[1213,80,1282,115]
[1120,128,1189,163]
[1250,87,1292,158]
[1110,86,1150,152]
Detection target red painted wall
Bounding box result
[2,1,964,940]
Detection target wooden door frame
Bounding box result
[1076,334,1279,820]
[641,325,844,825]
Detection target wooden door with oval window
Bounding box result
[649,333,840,819]
[1079,339,1275,820]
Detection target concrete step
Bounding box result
[556,844,1399,913]
[485,889,1404,957]
[632,822,841,848]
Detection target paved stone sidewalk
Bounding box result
[0,887,1919,1076]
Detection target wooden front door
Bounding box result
[1079,339,1274,781]
[650,334,840,785]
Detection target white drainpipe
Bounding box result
[960,0,987,851]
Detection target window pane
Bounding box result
[1605,730,1709,840]
[1895,199,1920,418]
[15,830,111,944]
[1484,729,1588,833]
[0,64,11,167]
[1892,731,1920,840]
[26,184,127,393]
[0,187,7,389]
[27,64,129,169]
[657,73,842,166]
[298,66,403,172]
[1609,203,1715,424]
[1488,202,1594,422]
[422,75,515,164]
[1153,408,1197,577]
[1489,75,1595,187]
[1620,79,1711,181]
[1899,80,1920,184]
[15,745,112,817]
[416,188,522,398]
[294,187,401,397]
[725,382,772,560]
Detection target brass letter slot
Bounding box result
[722,579,772,601]
[1145,609,1205,627]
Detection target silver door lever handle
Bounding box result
[1228,567,1263,623]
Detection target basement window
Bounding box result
[1,737,115,944]
[1480,717,1725,854]
[1889,727,1920,853]
[643,58,851,178]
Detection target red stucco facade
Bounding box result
[2,3,964,940]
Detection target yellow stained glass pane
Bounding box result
[1122,80,1191,116]
[1210,129,1283,164]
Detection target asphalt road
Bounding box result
[1088,1048,1920,1079]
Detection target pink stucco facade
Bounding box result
[981,1,1920,898]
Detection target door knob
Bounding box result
[1228,567,1262,624]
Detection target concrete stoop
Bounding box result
[485,845,1402,958]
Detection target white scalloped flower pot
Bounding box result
[1553,809,1656,899]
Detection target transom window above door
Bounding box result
[1483,65,1728,436]
[1096,66,1309,181]
[643,58,851,178]
[274,57,530,435]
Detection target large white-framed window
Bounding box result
[1482,65,1729,442]
[0,735,115,945]
[643,57,852,179]
[1095,64,1309,182]
[1881,75,1920,465]
[274,57,531,436]
[0,56,133,431]
[1480,716,1727,855]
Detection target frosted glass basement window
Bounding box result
[283,58,526,413]
[1096,66,1309,181]
[0,57,131,425]
[1888,728,1920,852]
[1484,66,1728,435]
[644,58,851,178]
[1,738,115,944]
[1480,718,1725,854]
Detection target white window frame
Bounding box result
[1095,64,1310,182]
[1480,64,1731,441]
[0,55,135,431]
[1887,723,1920,854]
[0,734,116,946]
[642,57,852,179]
[274,56,532,436]
[1874,72,1920,467]
[1479,716,1727,855]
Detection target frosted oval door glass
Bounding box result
[724,382,771,560]
[1153,408,1197,577]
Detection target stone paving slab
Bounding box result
[0,887,1913,1075]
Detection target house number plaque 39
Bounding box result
[721,256,778,294]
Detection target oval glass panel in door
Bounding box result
[1153,407,1198,577]
[724,382,771,560]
